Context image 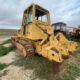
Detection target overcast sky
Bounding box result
[0,0,80,29]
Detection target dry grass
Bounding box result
[0,39,80,80]
[0,39,16,56]
[12,41,80,80]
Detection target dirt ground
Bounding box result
[0,50,36,80]
[0,51,16,64]
[0,60,34,80]
[0,35,80,80]
[0,36,36,80]
[0,35,11,44]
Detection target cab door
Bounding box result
[22,7,32,35]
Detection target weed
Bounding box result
[0,39,11,45]
[0,63,8,70]
[0,45,16,56]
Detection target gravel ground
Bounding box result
[0,65,34,80]
[0,50,36,80]
[0,51,16,64]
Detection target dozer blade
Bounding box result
[55,32,77,53]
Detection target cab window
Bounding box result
[35,8,48,23]
[23,7,32,26]
[27,8,32,23]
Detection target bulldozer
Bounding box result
[11,3,77,63]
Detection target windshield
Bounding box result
[53,25,66,31]
[35,8,48,23]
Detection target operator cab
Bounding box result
[22,3,50,26]
[22,3,51,35]
[52,22,67,35]
[35,6,50,23]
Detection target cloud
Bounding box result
[0,0,80,29]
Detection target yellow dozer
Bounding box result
[11,3,77,63]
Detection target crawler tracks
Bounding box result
[12,37,34,57]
